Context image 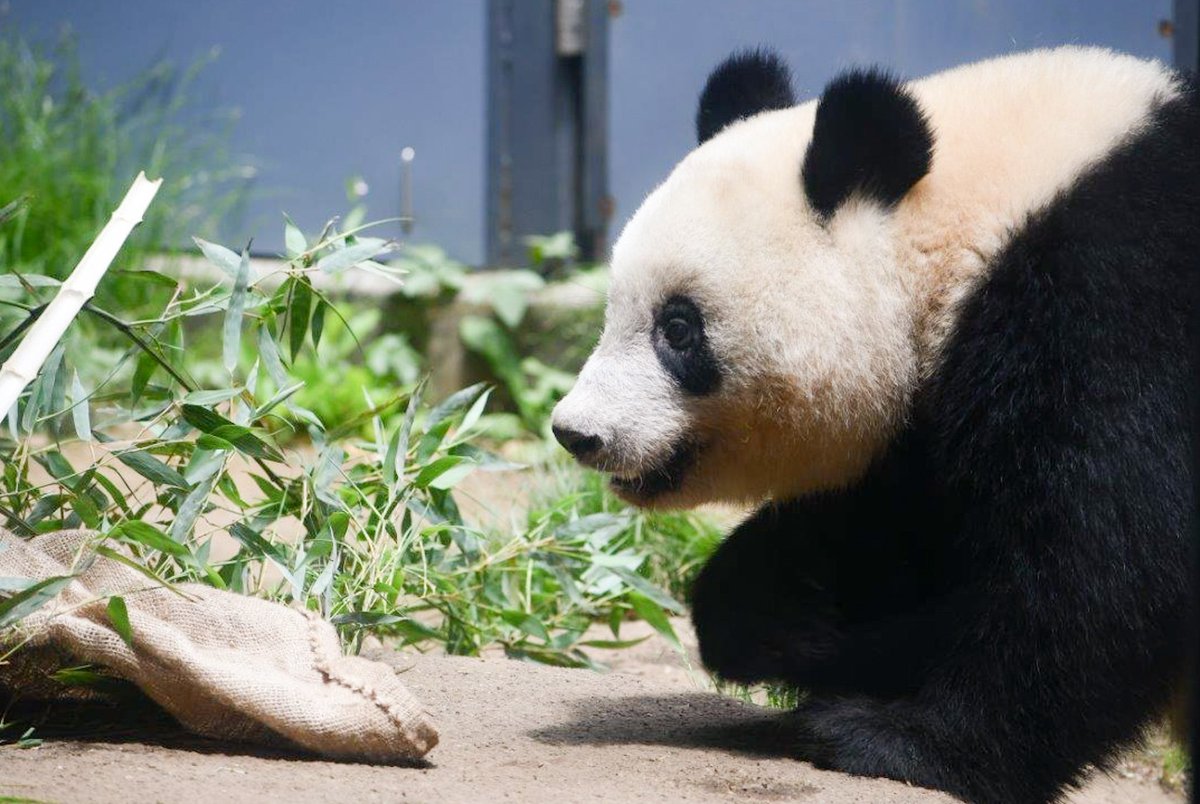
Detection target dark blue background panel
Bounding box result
[8,1,1173,264]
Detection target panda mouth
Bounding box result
[608,441,697,501]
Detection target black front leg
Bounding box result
[690,502,841,686]
[692,438,946,695]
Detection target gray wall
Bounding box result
[9,0,486,260]
[609,0,1173,232]
[8,1,1174,264]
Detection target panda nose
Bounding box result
[552,424,602,459]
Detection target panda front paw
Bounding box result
[690,502,843,685]
[790,697,967,799]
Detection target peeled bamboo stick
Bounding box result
[0,172,162,421]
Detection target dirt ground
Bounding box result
[0,618,1184,804]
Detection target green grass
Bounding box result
[0,31,246,324]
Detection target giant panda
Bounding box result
[550,46,1198,803]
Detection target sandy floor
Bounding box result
[0,620,1184,804]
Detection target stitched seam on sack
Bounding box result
[303,610,426,743]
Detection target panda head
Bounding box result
[552,49,935,508]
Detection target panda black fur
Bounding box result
[553,47,1198,803]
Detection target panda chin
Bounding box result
[607,440,697,506]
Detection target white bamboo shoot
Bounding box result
[0,172,162,421]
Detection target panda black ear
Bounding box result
[696,49,795,144]
[801,68,933,219]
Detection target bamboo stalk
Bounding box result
[0,171,162,421]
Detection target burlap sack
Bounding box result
[0,529,437,761]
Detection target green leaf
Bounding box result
[69,372,91,442]
[288,277,313,361]
[168,473,218,545]
[579,636,651,650]
[0,274,60,289]
[500,610,551,642]
[490,283,529,329]
[284,215,307,257]
[413,455,471,489]
[111,521,190,559]
[628,592,680,650]
[416,416,454,463]
[310,299,326,351]
[330,611,405,627]
[181,404,282,461]
[610,567,685,613]
[71,487,101,529]
[455,388,492,437]
[0,575,73,629]
[193,236,244,279]
[227,523,287,565]
[254,381,304,419]
[196,433,235,452]
[426,382,487,431]
[428,460,476,490]
[257,325,290,390]
[114,446,189,489]
[37,449,76,486]
[181,388,242,406]
[396,384,422,470]
[315,237,392,274]
[222,248,251,373]
[130,351,157,407]
[106,596,133,648]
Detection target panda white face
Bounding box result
[552,47,1179,509]
[552,53,931,508]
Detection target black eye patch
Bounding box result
[653,295,721,395]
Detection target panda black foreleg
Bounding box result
[691,474,944,697]
[785,563,1183,804]
[690,501,843,687]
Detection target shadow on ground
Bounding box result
[1,692,429,767]
[529,691,800,758]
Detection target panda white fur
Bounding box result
[551,47,1197,803]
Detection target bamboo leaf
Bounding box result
[426,383,487,431]
[168,473,218,545]
[106,596,134,647]
[413,455,475,489]
[253,381,304,419]
[315,237,391,274]
[114,446,190,489]
[611,569,685,615]
[288,277,312,361]
[284,215,307,257]
[627,592,680,650]
[0,575,73,629]
[257,325,290,390]
[222,248,251,373]
[181,404,282,461]
[112,521,190,559]
[69,371,92,442]
[130,351,157,406]
[92,546,191,599]
[311,299,326,351]
[501,610,551,642]
[181,388,242,406]
[193,236,243,279]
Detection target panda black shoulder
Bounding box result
[922,78,1199,500]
